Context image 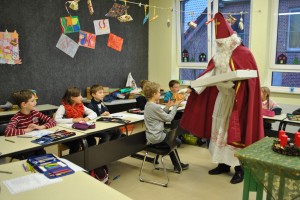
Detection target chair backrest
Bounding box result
[0,123,8,136]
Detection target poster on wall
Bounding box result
[56,33,79,58]
[0,30,22,65]
[78,30,96,49]
[93,19,110,35]
[107,33,123,52]
[60,16,80,34]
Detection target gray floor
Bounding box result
[107,144,260,200]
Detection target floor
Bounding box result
[106,144,261,200]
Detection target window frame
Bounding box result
[176,0,212,69]
[268,0,300,94]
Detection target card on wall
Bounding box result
[93,19,110,35]
[78,30,96,49]
[0,30,22,65]
[60,16,80,34]
[107,33,123,52]
[56,33,79,58]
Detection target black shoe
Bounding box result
[208,164,230,175]
[174,163,189,173]
[230,170,244,184]
[180,163,189,170]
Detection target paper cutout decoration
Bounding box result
[94,19,110,35]
[226,14,237,26]
[199,53,206,62]
[117,0,133,22]
[69,0,80,11]
[87,0,94,15]
[60,16,80,34]
[105,3,129,18]
[0,30,22,65]
[276,53,287,64]
[107,33,123,52]
[56,33,79,58]
[78,30,96,49]
[143,5,149,24]
[118,14,133,22]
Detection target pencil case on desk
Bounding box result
[27,154,74,179]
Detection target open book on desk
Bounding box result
[191,70,257,88]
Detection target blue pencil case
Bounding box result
[27,154,74,179]
[31,130,76,145]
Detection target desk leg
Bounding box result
[256,183,263,200]
[278,175,285,200]
[266,172,274,200]
[243,168,251,200]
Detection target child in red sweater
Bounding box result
[5,89,56,159]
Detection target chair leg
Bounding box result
[139,151,169,187]
[173,149,182,173]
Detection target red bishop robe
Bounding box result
[180,45,264,147]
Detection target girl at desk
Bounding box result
[261,87,281,110]
[261,86,281,130]
[55,87,97,153]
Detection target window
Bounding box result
[269,0,300,93]
[177,0,251,81]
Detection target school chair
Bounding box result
[139,129,181,187]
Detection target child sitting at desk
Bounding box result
[261,86,281,130]
[87,84,121,144]
[136,80,149,110]
[144,81,189,172]
[55,87,97,153]
[261,86,281,110]
[5,89,56,158]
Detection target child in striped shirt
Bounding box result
[5,90,56,136]
[4,89,56,159]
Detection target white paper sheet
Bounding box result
[3,173,62,194]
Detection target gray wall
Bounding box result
[0,0,148,105]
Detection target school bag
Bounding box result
[90,165,109,184]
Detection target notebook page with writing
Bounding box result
[3,173,62,194]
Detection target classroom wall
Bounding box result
[0,0,149,105]
[148,0,300,105]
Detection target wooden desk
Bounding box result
[0,111,146,172]
[235,137,300,200]
[263,114,300,131]
[0,160,132,200]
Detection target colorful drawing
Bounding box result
[56,33,79,58]
[0,30,22,65]
[94,19,110,35]
[107,33,123,52]
[78,30,96,49]
[60,16,80,34]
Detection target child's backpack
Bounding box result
[90,165,109,184]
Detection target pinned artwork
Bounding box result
[107,33,123,52]
[87,0,94,15]
[276,53,287,64]
[117,0,133,22]
[105,3,129,18]
[78,31,96,49]
[0,30,22,65]
[94,19,110,35]
[60,16,80,34]
[56,33,79,58]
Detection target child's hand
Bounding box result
[101,111,110,116]
[166,99,175,109]
[27,124,46,131]
[24,126,35,133]
[175,99,183,106]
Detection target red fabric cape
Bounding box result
[180,45,264,147]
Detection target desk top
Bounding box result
[235,137,300,199]
[0,160,131,200]
[263,113,300,125]
[0,104,58,117]
[0,127,86,158]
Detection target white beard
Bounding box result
[213,34,241,74]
